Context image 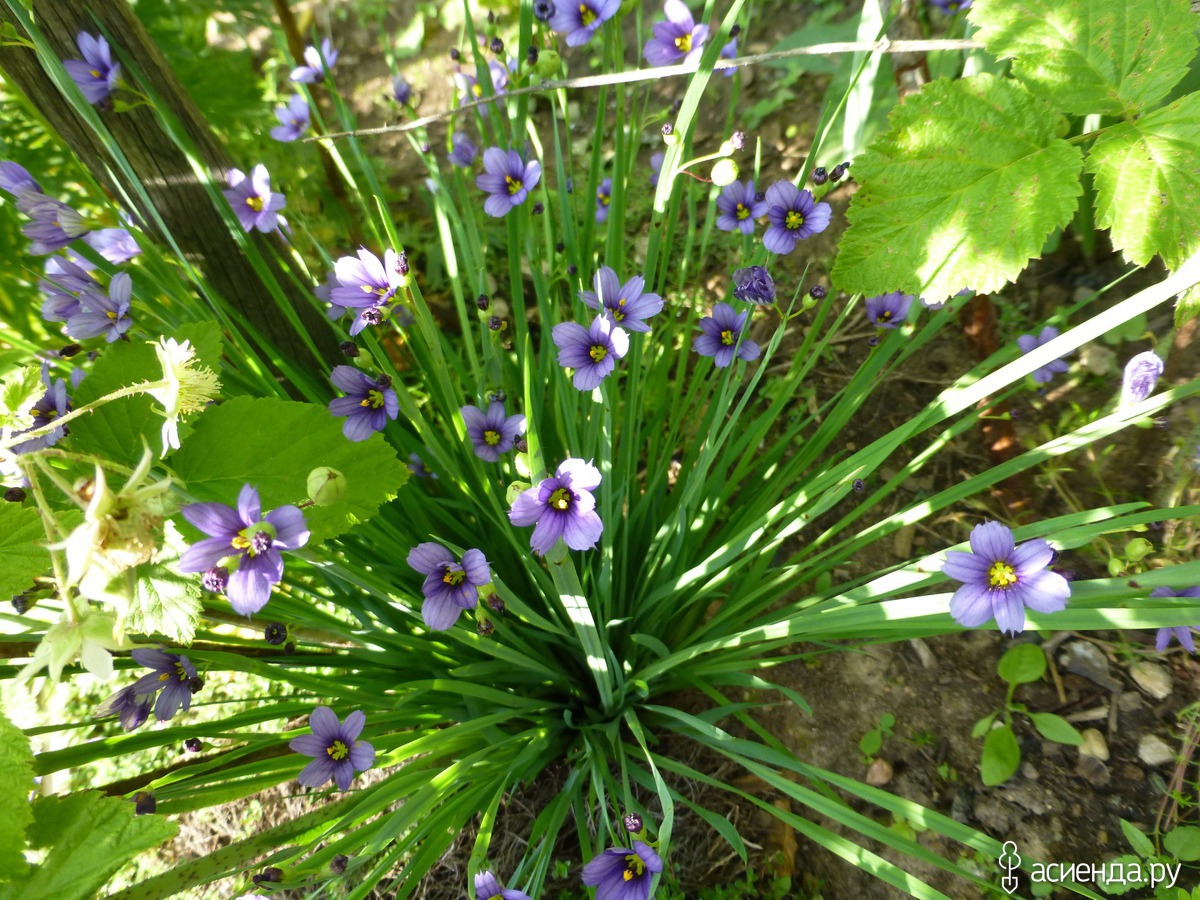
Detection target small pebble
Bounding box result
[1078,728,1109,761]
[1075,754,1110,787]
[865,758,892,786]
[1130,661,1173,700]
[1137,734,1175,767]
[1058,641,1120,691]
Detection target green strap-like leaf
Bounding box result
[832,74,1082,303]
[970,0,1198,116]
[0,710,35,879]
[1086,92,1200,278]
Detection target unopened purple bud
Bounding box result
[264,621,288,645]
[375,373,393,389]
[487,595,506,614]
[362,307,386,326]
[4,487,26,503]
[12,593,32,614]
[59,343,82,357]
[449,48,461,61]
[487,389,506,403]
[809,285,827,300]
[527,46,539,65]
[420,142,431,154]
[488,316,504,331]
[729,24,741,37]
[476,294,490,311]
[624,813,643,833]
[477,618,495,636]
[532,201,544,215]
[340,340,360,357]
[487,10,496,23]
[331,854,349,874]
[852,478,865,493]
[812,167,828,185]
[567,264,577,276]
[260,867,283,884]
[1119,350,1164,406]
[661,122,674,137]
[555,241,565,253]
[134,792,157,815]
[396,251,409,276]
[284,640,296,655]
[514,438,528,453]
[201,566,229,593]
[670,99,682,114]
[730,131,745,151]
[184,737,202,752]
[830,162,850,181]
[188,675,205,693]
[867,336,880,347]
[490,37,504,54]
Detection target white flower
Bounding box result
[18,609,128,682]
[149,337,220,456]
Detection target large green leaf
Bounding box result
[171,396,409,545]
[6,791,176,900]
[971,0,1198,116]
[0,503,51,602]
[1086,92,1200,278]
[67,322,223,466]
[0,710,35,878]
[832,74,1083,303]
[124,563,202,644]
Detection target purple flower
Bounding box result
[270,95,310,142]
[331,247,408,325]
[408,452,436,479]
[716,180,768,234]
[84,227,140,263]
[649,152,664,188]
[66,272,132,343]
[448,133,479,168]
[328,367,399,441]
[178,484,310,616]
[461,401,526,462]
[552,315,629,390]
[942,521,1070,635]
[509,458,604,554]
[20,196,89,255]
[392,74,413,105]
[695,302,760,367]
[762,181,831,254]
[930,0,972,12]
[223,165,286,233]
[129,649,199,721]
[10,375,70,454]
[550,0,619,47]
[475,871,532,900]
[476,148,541,217]
[595,178,612,222]
[289,706,375,791]
[643,0,708,66]
[732,266,776,305]
[40,254,94,322]
[63,32,120,105]
[290,38,338,83]
[581,841,664,900]
[407,542,491,630]
[1016,326,1070,384]
[720,36,737,77]
[580,267,663,333]
[455,60,511,101]
[0,161,41,201]
[865,291,913,329]
[95,685,155,732]
[1120,350,1164,406]
[1150,586,1200,653]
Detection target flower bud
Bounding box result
[339,340,360,358]
[477,618,495,636]
[809,285,827,300]
[202,566,228,593]
[264,621,288,645]
[184,737,202,752]
[331,854,349,874]
[134,791,157,815]
[535,48,561,79]
[449,48,461,61]
[4,487,26,503]
[710,158,739,187]
[811,166,828,186]
[307,467,348,507]
[526,46,539,66]
[1119,351,1164,406]
[624,812,644,833]
[476,294,490,310]
[830,162,849,181]
[489,37,504,54]
[661,122,679,145]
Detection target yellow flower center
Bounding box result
[988,561,1017,589]
[327,739,349,760]
[877,310,893,322]
[505,175,523,195]
[106,310,118,319]
[579,4,596,26]
[623,854,646,880]
[484,429,501,446]
[589,344,608,362]
[675,33,692,53]
[89,68,101,78]
[443,568,466,586]
[785,210,804,230]
[720,329,735,346]
[550,487,572,510]
[598,191,610,206]
[360,389,385,409]
[736,203,749,220]
[471,83,483,98]
[246,195,264,212]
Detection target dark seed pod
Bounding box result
[339,340,360,358]
[476,294,490,310]
[490,37,503,54]
[134,792,157,815]
[4,487,27,503]
[331,854,349,874]
[264,622,288,645]
[184,737,202,752]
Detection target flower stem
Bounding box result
[0,379,170,451]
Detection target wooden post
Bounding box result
[0,0,342,376]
